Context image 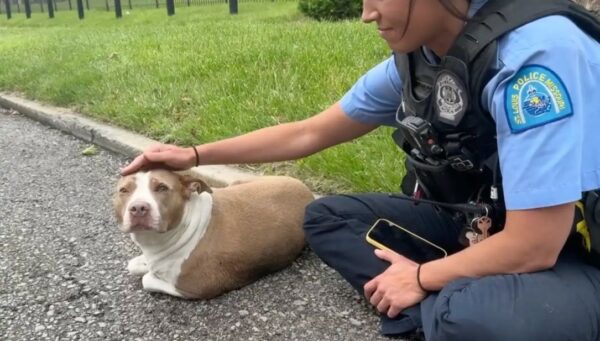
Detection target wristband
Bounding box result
[192,146,200,167]
[416,264,429,293]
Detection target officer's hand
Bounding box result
[120,143,196,176]
[363,249,427,318]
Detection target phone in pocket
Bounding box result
[366,218,448,263]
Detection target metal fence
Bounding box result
[1,0,293,17]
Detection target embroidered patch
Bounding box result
[505,65,573,133]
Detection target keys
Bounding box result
[465,229,479,246]
[459,216,493,247]
[476,216,492,240]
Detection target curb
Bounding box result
[0,92,260,187]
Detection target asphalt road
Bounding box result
[0,109,395,341]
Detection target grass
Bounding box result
[0,2,407,194]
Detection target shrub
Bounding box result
[298,0,362,21]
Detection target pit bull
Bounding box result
[113,170,314,299]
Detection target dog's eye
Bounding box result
[156,184,169,192]
[119,187,129,194]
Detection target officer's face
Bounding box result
[362,0,468,56]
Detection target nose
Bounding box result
[129,201,151,217]
[361,0,379,23]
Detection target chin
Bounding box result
[390,42,422,54]
[122,224,159,233]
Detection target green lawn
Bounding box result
[0,2,406,194]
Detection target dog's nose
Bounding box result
[129,201,151,217]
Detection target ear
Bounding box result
[180,174,213,195]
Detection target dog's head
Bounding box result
[113,170,212,233]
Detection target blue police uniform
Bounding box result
[304,0,600,339]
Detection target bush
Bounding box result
[298,0,362,21]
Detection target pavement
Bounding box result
[0,99,396,341]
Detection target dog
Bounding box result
[112,170,314,299]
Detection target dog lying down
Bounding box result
[113,170,315,299]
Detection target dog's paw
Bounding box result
[142,273,184,298]
[127,255,149,276]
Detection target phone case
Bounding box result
[365,218,448,258]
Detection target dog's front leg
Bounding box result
[127,255,149,276]
[141,273,184,298]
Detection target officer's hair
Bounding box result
[438,0,471,21]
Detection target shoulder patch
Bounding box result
[504,65,573,133]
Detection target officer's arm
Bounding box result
[196,102,377,165]
[418,202,575,291]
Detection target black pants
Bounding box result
[304,193,600,340]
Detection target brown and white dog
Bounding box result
[113,170,314,299]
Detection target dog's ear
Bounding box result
[179,174,213,195]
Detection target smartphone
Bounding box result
[366,218,447,263]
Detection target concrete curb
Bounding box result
[0,92,260,187]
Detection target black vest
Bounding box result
[395,0,600,210]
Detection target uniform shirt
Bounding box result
[340,1,600,210]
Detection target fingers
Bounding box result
[387,304,402,319]
[375,248,415,266]
[369,288,383,307]
[121,144,175,176]
[365,279,409,318]
[376,297,390,315]
[374,248,393,262]
[374,248,402,263]
[120,154,147,176]
[373,290,406,318]
[364,278,377,300]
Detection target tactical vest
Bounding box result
[393,0,600,249]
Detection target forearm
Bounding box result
[419,230,557,291]
[195,120,320,165]
[418,203,575,291]
[194,102,376,166]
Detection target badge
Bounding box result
[434,70,468,126]
[504,65,573,133]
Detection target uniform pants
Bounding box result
[304,193,600,340]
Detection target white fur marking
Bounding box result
[142,272,184,297]
[127,255,149,276]
[131,191,213,297]
[123,172,161,229]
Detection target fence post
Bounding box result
[229,0,237,14]
[155,0,158,9]
[77,0,84,19]
[166,0,174,15]
[4,0,11,19]
[114,0,121,18]
[47,0,54,17]
[85,0,89,10]
[105,0,109,11]
[40,0,44,13]
[24,0,31,18]
[68,0,72,10]
[128,0,131,10]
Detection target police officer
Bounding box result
[122,0,600,339]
